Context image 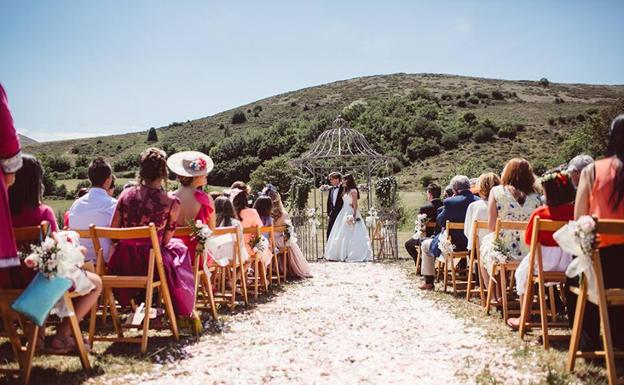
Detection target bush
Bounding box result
[113,154,139,172]
[455,127,473,140]
[475,92,489,99]
[497,124,517,139]
[249,157,300,201]
[147,127,158,142]
[406,138,440,161]
[116,171,136,178]
[70,143,94,155]
[252,105,263,116]
[42,172,57,197]
[73,166,88,179]
[44,155,71,172]
[231,110,247,124]
[539,77,550,87]
[473,127,495,143]
[441,93,453,101]
[408,88,437,102]
[463,92,471,98]
[555,97,565,104]
[463,112,477,125]
[456,100,467,108]
[440,133,459,150]
[468,97,479,105]
[491,90,504,100]
[75,180,90,194]
[481,119,498,133]
[288,178,311,212]
[576,114,586,123]
[75,155,90,168]
[375,176,398,208]
[341,100,368,122]
[548,118,556,126]
[419,174,434,188]
[514,123,526,132]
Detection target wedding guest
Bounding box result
[63,188,89,229]
[419,175,478,290]
[0,83,22,271]
[253,195,273,227]
[209,191,223,201]
[8,154,102,352]
[443,185,454,199]
[469,177,480,195]
[506,170,575,329]
[464,173,500,251]
[230,183,264,264]
[566,154,594,187]
[480,158,541,299]
[404,183,443,266]
[265,186,312,279]
[168,151,216,269]
[68,158,117,263]
[108,148,197,327]
[568,115,624,350]
[215,196,239,227]
[108,175,116,197]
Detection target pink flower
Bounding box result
[24,256,36,268]
[577,216,595,233]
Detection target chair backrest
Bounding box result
[494,218,530,241]
[173,226,192,237]
[91,223,160,275]
[470,219,489,247]
[209,226,242,266]
[273,225,286,233]
[594,219,624,235]
[242,226,259,236]
[526,217,569,271]
[13,221,49,243]
[444,221,465,243]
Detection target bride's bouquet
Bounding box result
[412,213,429,240]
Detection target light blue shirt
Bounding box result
[68,187,117,263]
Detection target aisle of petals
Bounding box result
[105,263,545,385]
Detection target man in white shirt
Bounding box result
[68,157,117,263]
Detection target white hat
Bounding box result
[166,151,214,177]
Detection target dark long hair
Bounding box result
[215,196,236,227]
[608,115,624,209]
[232,189,249,220]
[9,154,44,215]
[253,196,273,226]
[541,171,576,207]
[342,174,359,199]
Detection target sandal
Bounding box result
[506,317,520,330]
[50,335,92,354]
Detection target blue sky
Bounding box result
[1,1,623,142]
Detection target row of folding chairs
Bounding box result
[413,218,624,385]
[0,222,291,384]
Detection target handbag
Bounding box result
[11,272,72,326]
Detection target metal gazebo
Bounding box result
[289,117,398,261]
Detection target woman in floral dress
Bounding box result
[108,148,196,326]
[480,158,541,298]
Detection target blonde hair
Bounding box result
[266,190,286,221]
[477,172,501,200]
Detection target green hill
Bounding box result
[19,134,38,146]
[24,73,624,189]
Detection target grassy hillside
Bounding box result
[24,73,624,190]
[18,134,37,146]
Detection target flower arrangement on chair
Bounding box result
[412,213,429,240]
[23,231,86,279]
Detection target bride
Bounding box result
[324,174,373,262]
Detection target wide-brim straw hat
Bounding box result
[166,151,214,177]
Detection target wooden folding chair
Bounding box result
[88,223,179,353]
[484,219,529,322]
[259,225,281,287]
[172,227,218,320]
[0,222,91,385]
[242,226,269,299]
[518,217,569,349]
[273,225,289,282]
[414,221,436,275]
[466,220,488,304]
[441,221,470,295]
[209,226,249,310]
[567,219,624,385]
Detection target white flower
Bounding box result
[577,215,596,233]
[200,226,212,239]
[196,219,204,227]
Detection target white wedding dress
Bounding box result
[324,190,373,262]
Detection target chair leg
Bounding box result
[466,254,475,301]
[566,281,587,372]
[63,293,91,369]
[537,280,550,349]
[519,277,534,339]
[230,265,237,310]
[485,276,495,315]
[501,267,510,321]
[22,324,38,385]
[598,296,618,385]
[443,260,448,292]
[201,272,218,320]
[415,247,421,275]
[106,289,123,338]
[87,296,98,348]
[451,260,458,295]
[548,285,557,323]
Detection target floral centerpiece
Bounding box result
[412,213,429,240]
[306,208,321,233]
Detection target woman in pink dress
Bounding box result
[168,151,216,268]
[230,183,264,265]
[108,148,196,325]
[0,83,22,271]
[264,186,312,279]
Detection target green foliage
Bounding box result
[75,180,91,194]
[341,100,367,122]
[249,156,299,200]
[252,105,263,117]
[440,133,459,150]
[44,155,71,173]
[147,127,158,142]
[56,184,68,199]
[113,154,140,172]
[419,174,434,188]
[375,176,398,208]
[72,166,88,179]
[116,171,136,178]
[455,158,491,179]
[288,178,311,212]
[457,100,467,108]
[481,119,498,132]
[406,138,440,161]
[475,92,489,99]
[473,126,496,143]
[70,143,94,155]
[539,77,550,87]
[231,110,247,124]
[497,124,517,139]
[455,126,473,140]
[491,90,505,100]
[75,155,90,168]
[560,115,609,161]
[463,112,477,125]
[408,88,437,103]
[42,171,57,197]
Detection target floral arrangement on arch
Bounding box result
[365,207,379,229]
[284,218,298,248]
[412,213,429,240]
[375,176,398,208]
[319,184,331,192]
[288,178,312,212]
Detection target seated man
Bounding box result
[404,183,443,266]
[68,157,117,263]
[419,175,478,290]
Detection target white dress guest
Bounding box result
[68,187,117,263]
[464,199,489,251]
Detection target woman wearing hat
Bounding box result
[168,151,216,266]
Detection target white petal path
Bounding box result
[104,263,545,385]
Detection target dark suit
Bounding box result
[429,190,479,259]
[326,186,344,238]
[404,198,443,263]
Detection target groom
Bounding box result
[326,171,344,239]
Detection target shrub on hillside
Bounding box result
[497,124,517,139]
[473,127,496,143]
[441,94,453,101]
[440,133,459,150]
[113,154,139,172]
[514,123,526,132]
[249,157,300,200]
[419,174,434,188]
[455,127,473,140]
[456,100,467,108]
[75,155,90,168]
[342,100,368,122]
[252,105,263,117]
[231,110,247,124]
[475,92,489,99]
[576,114,586,123]
[548,118,556,126]
[408,88,437,102]
[491,90,505,100]
[72,167,88,179]
[42,172,57,197]
[70,143,94,155]
[468,97,479,105]
[406,138,440,161]
[463,92,471,98]
[147,127,158,142]
[44,155,71,173]
[481,119,498,133]
[463,112,477,125]
[116,171,136,178]
[539,78,550,87]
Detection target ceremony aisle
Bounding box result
[99,263,547,385]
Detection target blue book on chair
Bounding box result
[11,273,72,326]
